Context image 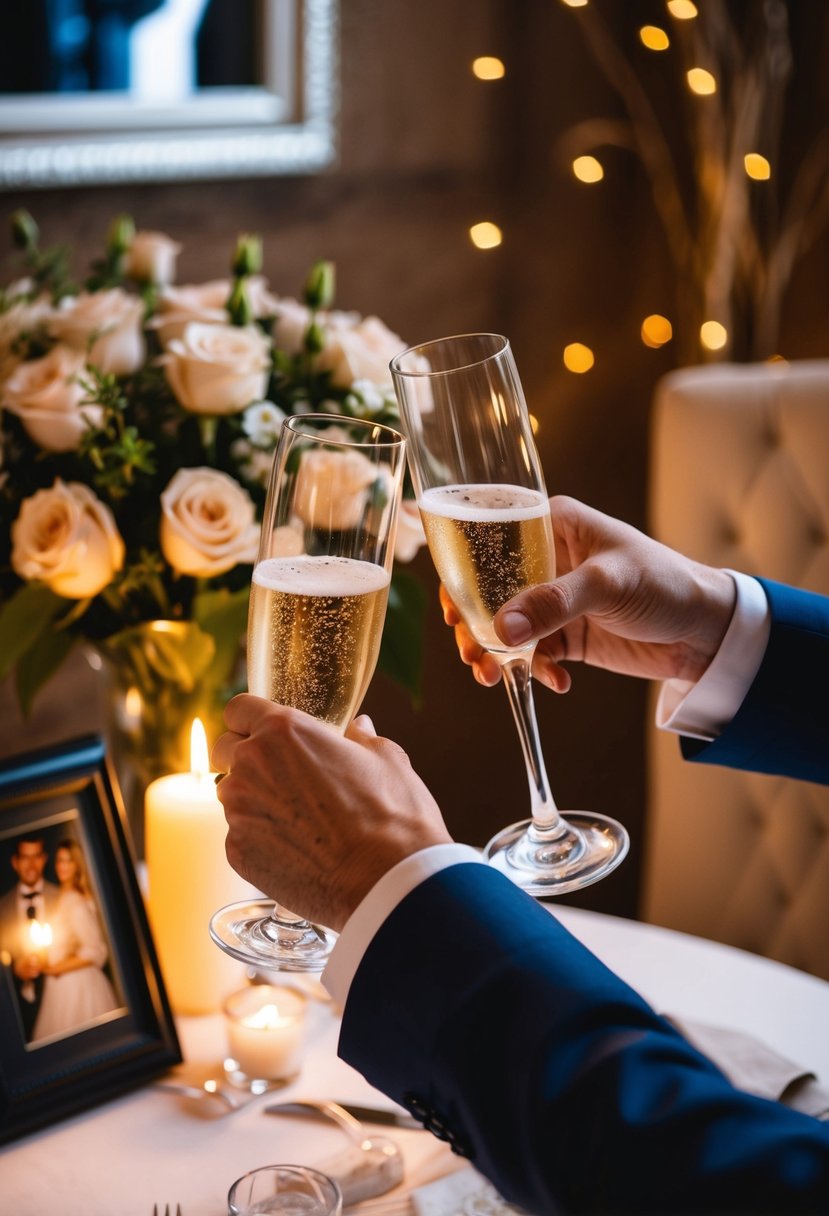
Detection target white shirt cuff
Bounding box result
[322,843,485,1006]
[656,571,770,741]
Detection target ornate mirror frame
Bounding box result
[0,0,338,190]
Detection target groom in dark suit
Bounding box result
[213,496,829,1214]
[0,834,60,1041]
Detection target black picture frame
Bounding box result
[0,734,180,1145]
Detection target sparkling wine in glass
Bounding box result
[391,333,629,896]
[210,414,407,970]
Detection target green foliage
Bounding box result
[378,569,428,705]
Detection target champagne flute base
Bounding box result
[483,812,629,897]
[209,899,337,973]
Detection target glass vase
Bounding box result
[98,620,232,857]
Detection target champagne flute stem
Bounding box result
[500,658,565,839]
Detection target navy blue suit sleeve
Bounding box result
[682,579,829,784]
[338,864,829,1214]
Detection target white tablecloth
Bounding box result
[3,906,828,1216]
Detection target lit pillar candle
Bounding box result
[223,985,307,1082]
[145,719,252,1014]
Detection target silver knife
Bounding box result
[265,1099,422,1130]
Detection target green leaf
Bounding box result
[15,631,77,717]
[0,583,64,684]
[193,586,250,688]
[378,569,427,706]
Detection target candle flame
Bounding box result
[29,920,52,948]
[190,718,210,778]
[242,1002,287,1030]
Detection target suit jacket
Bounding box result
[339,580,829,1213]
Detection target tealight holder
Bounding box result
[222,984,307,1090]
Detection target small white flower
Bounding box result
[242,400,286,446]
[350,379,386,411]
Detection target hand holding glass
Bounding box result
[391,334,628,895]
[210,415,407,970]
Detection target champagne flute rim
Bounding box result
[390,332,510,379]
[283,412,406,449]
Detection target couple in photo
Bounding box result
[0,832,120,1044]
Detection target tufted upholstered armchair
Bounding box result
[642,360,829,980]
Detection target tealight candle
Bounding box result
[223,985,307,1084]
[145,719,254,1014]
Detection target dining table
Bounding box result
[3,903,829,1216]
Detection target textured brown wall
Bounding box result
[2,0,828,918]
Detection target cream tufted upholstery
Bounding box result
[642,360,829,980]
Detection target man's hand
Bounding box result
[444,495,736,692]
[213,697,452,932]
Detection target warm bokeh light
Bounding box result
[573,155,604,183]
[561,0,589,7]
[529,413,540,435]
[563,343,595,373]
[641,314,673,348]
[469,221,503,249]
[687,67,717,95]
[700,320,728,351]
[744,153,771,180]
[766,354,789,365]
[667,0,698,18]
[472,56,505,81]
[640,26,670,51]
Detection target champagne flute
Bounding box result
[391,333,628,896]
[210,414,407,970]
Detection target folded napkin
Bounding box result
[666,1014,829,1120]
[412,1168,527,1216]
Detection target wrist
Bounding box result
[675,565,737,682]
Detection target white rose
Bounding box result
[293,446,379,531]
[2,346,103,452]
[126,230,182,286]
[149,280,231,346]
[160,467,260,576]
[319,315,406,388]
[160,321,271,416]
[242,400,286,446]
[47,289,146,375]
[394,499,427,563]
[11,479,125,598]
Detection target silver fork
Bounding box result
[153,1206,182,1216]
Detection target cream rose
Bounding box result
[11,479,125,598]
[125,230,182,286]
[0,290,52,388]
[47,289,146,375]
[293,446,379,531]
[160,467,260,576]
[151,276,276,346]
[149,280,231,346]
[318,314,406,388]
[269,296,313,355]
[394,499,427,563]
[2,346,102,452]
[160,321,271,415]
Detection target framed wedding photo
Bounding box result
[0,734,180,1145]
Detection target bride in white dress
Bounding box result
[32,839,121,1041]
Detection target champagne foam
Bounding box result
[253,555,390,597]
[420,483,549,521]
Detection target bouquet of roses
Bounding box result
[0,211,426,720]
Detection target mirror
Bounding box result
[0,0,337,190]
